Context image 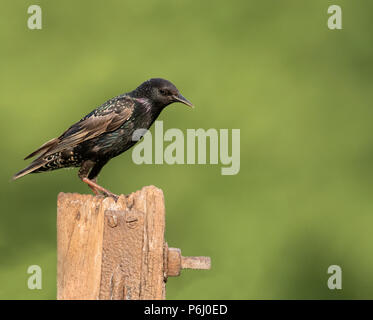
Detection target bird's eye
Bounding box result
[159,89,167,95]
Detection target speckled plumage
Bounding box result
[13,78,193,197]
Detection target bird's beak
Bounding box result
[173,93,194,108]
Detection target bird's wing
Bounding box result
[25,97,135,159]
[24,137,60,160]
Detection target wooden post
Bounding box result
[57,185,211,300]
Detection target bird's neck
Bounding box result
[133,97,164,118]
[133,97,153,111]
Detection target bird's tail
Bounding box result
[12,158,47,181]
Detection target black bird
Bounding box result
[13,78,193,198]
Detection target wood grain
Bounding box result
[57,193,105,299]
[57,186,166,300]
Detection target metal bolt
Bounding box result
[107,214,118,228]
[182,256,211,270]
[166,246,211,277]
[125,214,138,229]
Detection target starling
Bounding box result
[13,78,193,198]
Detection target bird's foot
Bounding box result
[82,178,119,201]
[100,189,119,201]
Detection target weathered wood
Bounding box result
[99,208,145,299]
[99,186,166,300]
[57,185,210,300]
[57,193,105,300]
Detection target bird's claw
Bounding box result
[82,177,119,201]
[92,187,119,200]
[100,190,119,201]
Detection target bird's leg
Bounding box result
[88,160,119,199]
[81,178,118,200]
[78,161,101,195]
[87,182,100,195]
[78,160,118,200]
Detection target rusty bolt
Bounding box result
[182,256,211,270]
[125,214,138,229]
[166,246,211,277]
[107,214,118,228]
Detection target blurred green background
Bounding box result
[1,0,373,299]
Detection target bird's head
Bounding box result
[133,78,193,109]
